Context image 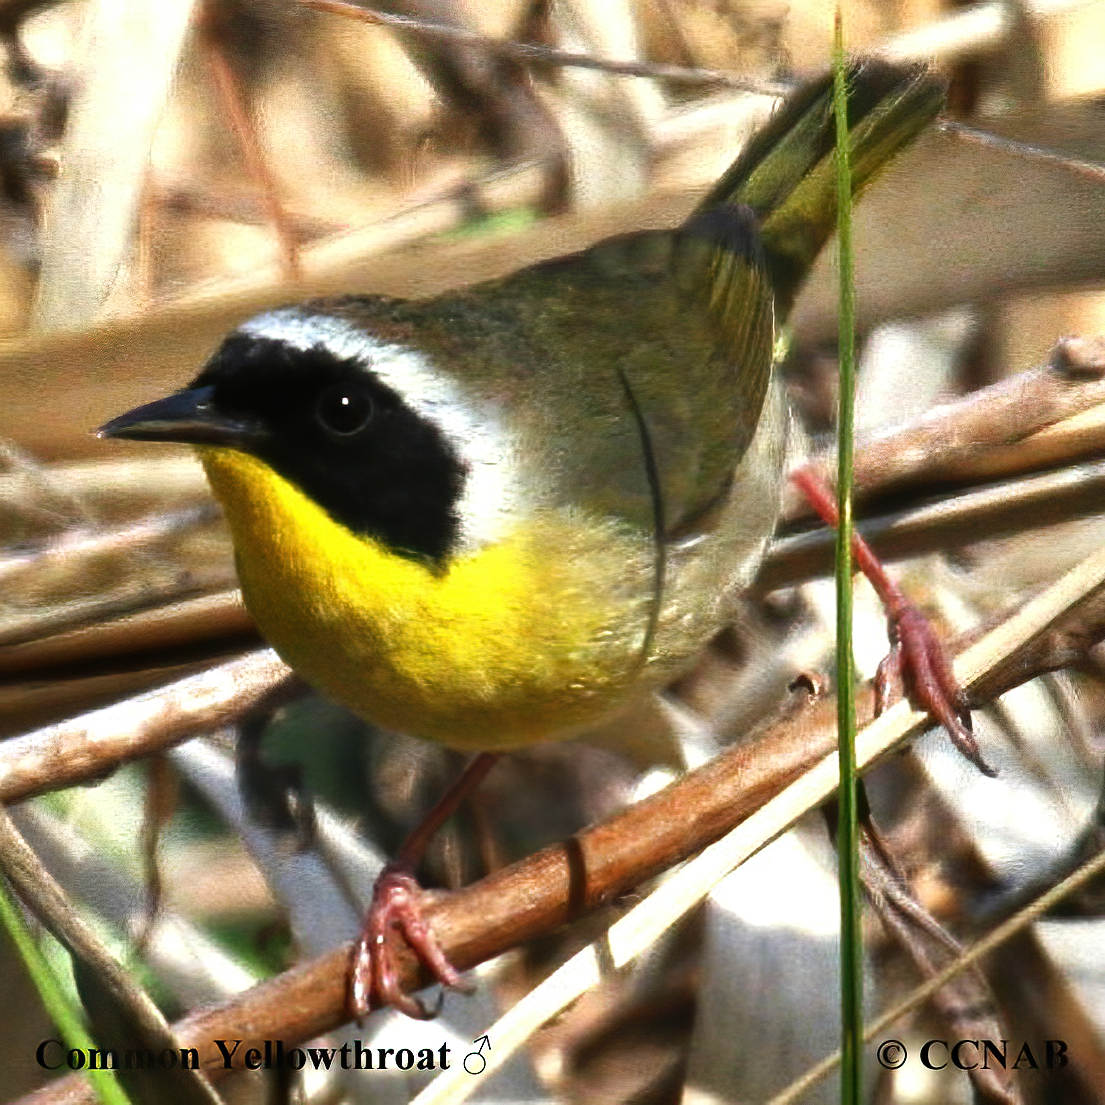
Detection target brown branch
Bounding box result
[769,843,1105,1105]
[859,835,1020,1104]
[785,336,1105,521]
[773,527,1105,717]
[0,456,210,520]
[969,586,1105,706]
[759,336,1105,590]
[938,119,1105,185]
[0,658,228,744]
[761,457,1105,592]
[151,180,344,241]
[0,572,239,655]
[0,649,288,803]
[0,504,220,592]
[16,689,843,1104]
[14,546,1105,1103]
[0,590,254,678]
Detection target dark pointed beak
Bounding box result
[97,387,261,448]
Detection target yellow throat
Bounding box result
[200,447,651,749]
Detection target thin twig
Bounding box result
[0,801,222,1104]
[298,0,1096,93]
[151,179,343,239]
[0,503,219,588]
[762,458,1105,592]
[783,336,1105,521]
[0,456,210,515]
[939,119,1105,184]
[857,836,1019,1104]
[0,589,254,678]
[297,0,792,96]
[198,1,302,279]
[766,842,1105,1105]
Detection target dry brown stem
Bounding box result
[197,0,302,279]
[0,589,253,678]
[0,801,223,1105]
[762,458,1105,592]
[14,688,846,1104]
[786,336,1105,519]
[760,336,1105,589]
[0,649,288,803]
[0,659,228,743]
[0,505,219,594]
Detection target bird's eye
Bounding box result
[316,382,374,436]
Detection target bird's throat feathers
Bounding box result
[199,446,644,747]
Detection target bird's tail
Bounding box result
[695,59,945,322]
[661,60,943,504]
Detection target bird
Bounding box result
[99,59,947,1017]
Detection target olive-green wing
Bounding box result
[345,61,944,546]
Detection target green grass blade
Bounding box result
[832,13,864,1105]
[0,873,132,1105]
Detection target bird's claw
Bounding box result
[350,865,465,1020]
[878,604,996,778]
[789,467,994,778]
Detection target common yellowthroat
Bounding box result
[100,60,944,1011]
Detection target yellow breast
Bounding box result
[200,448,653,749]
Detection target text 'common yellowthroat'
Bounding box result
[101,62,942,763]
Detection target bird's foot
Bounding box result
[876,605,995,776]
[350,865,465,1020]
[790,467,994,776]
